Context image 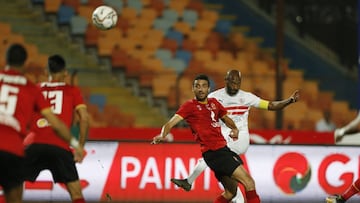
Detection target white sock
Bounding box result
[231,187,245,203]
[187,158,208,184]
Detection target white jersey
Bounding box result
[208,88,262,154]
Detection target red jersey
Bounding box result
[0,69,51,156]
[25,82,86,151]
[176,98,228,153]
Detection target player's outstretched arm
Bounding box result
[152,114,183,144]
[335,111,360,141]
[268,90,300,110]
[76,106,89,147]
[41,108,85,162]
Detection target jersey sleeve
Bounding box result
[72,86,86,109]
[245,92,267,109]
[214,98,227,118]
[176,101,193,119]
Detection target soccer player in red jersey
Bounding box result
[24,55,89,203]
[0,44,84,203]
[152,74,260,203]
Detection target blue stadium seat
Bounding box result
[175,50,192,66]
[57,5,75,25]
[155,48,173,60]
[166,30,183,46]
[89,94,106,112]
[153,18,173,35]
[103,0,123,12]
[167,58,186,74]
[182,9,198,28]
[127,0,143,14]
[215,20,232,36]
[162,9,179,23]
[70,15,88,35]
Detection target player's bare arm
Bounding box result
[152,114,183,144]
[221,115,239,140]
[41,108,85,162]
[268,90,300,110]
[76,105,89,147]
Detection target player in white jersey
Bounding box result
[171,70,300,203]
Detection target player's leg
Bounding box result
[171,158,207,191]
[4,185,23,203]
[214,176,238,203]
[327,178,360,202]
[66,180,86,203]
[51,146,86,203]
[231,166,260,203]
[231,187,245,203]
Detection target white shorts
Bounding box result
[222,128,250,155]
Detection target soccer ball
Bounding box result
[92,5,118,30]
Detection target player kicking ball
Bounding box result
[171,70,299,203]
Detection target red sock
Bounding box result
[342,178,360,200]
[214,195,229,203]
[73,198,86,203]
[245,190,260,203]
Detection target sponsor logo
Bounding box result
[273,152,311,194]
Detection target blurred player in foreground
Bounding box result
[152,74,261,203]
[326,112,360,203]
[24,55,89,203]
[0,44,84,203]
[171,69,299,203]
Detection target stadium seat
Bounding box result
[78,5,94,23]
[201,10,218,23]
[162,9,179,24]
[57,5,75,25]
[186,0,204,15]
[149,0,165,17]
[168,0,189,15]
[103,0,123,12]
[168,58,187,74]
[89,94,107,112]
[195,19,215,33]
[188,30,208,48]
[173,21,192,35]
[127,0,143,14]
[121,7,138,26]
[175,50,192,67]
[63,0,81,13]
[111,46,128,69]
[152,70,177,98]
[70,15,88,36]
[85,25,100,47]
[155,48,173,63]
[181,38,197,53]
[161,38,178,54]
[165,30,183,46]
[44,0,62,14]
[215,20,232,36]
[153,18,173,35]
[140,8,157,21]
[182,9,198,28]
[87,0,104,8]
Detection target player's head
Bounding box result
[48,54,68,80]
[193,74,210,102]
[5,43,27,68]
[225,69,241,96]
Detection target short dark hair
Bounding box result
[6,43,27,66]
[193,74,210,86]
[48,54,66,73]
